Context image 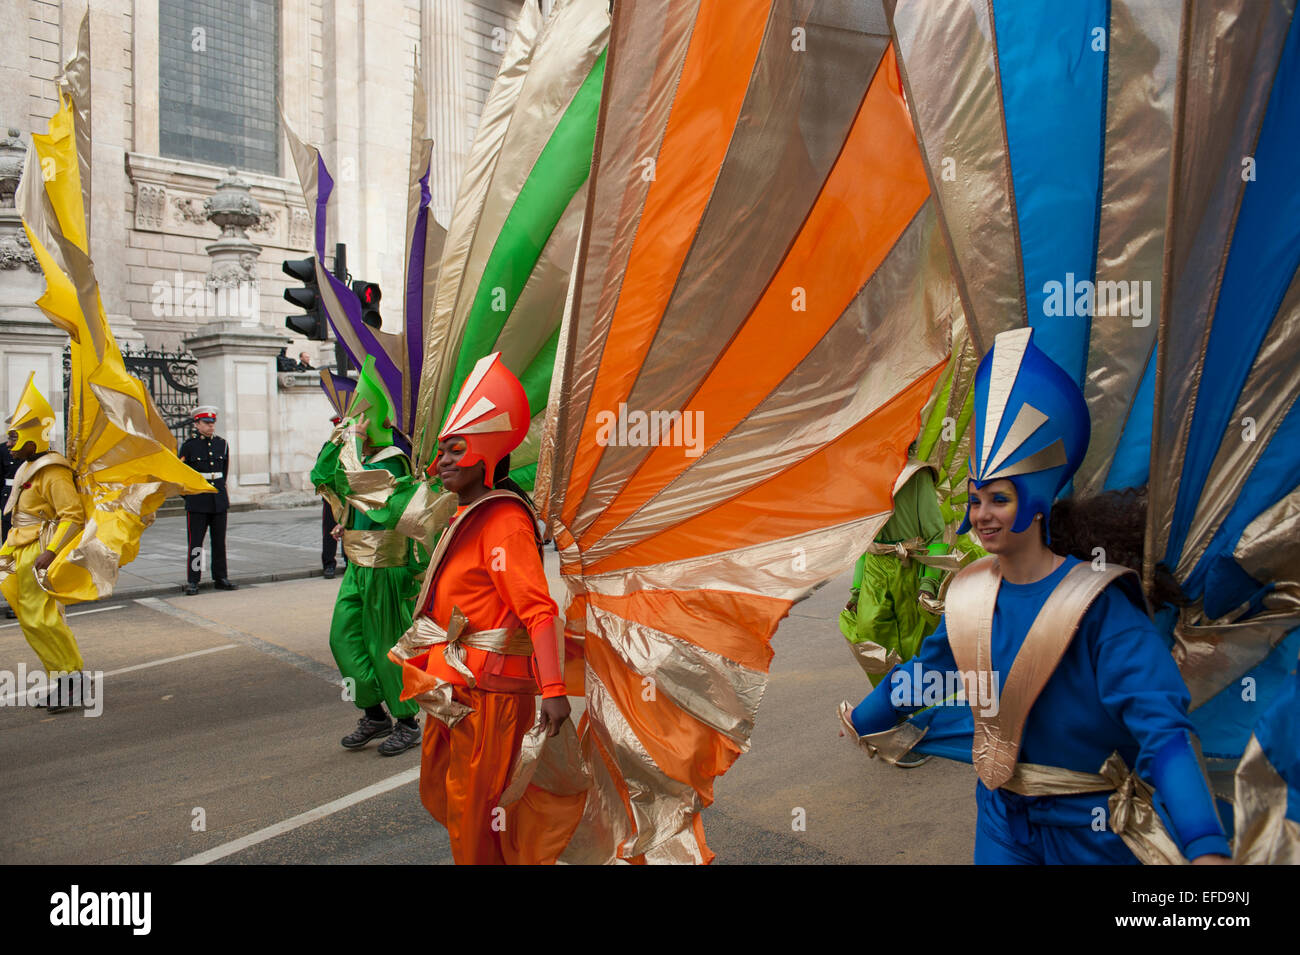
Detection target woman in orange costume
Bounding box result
[390,353,571,865]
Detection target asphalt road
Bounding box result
[0,561,975,865]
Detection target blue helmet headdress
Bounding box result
[958,328,1090,539]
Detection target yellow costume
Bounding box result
[0,377,85,674]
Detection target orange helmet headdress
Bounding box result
[436,352,529,488]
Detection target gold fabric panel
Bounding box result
[557,722,636,864]
[848,637,902,677]
[886,0,1025,354]
[341,529,409,568]
[394,483,456,550]
[500,718,588,806]
[1076,0,1179,496]
[1173,603,1299,711]
[838,701,928,764]
[1233,734,1300,864]
[587,603,765,744]
[580,663,701,859]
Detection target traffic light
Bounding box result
[282,256,328,341]
[352,280,382,329]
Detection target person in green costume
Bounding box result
[839,461,951,691]
[311,358,423,756]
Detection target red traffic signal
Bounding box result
[351,280,382,329]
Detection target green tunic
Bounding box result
[839,466,947,687]
[311,442,419,718]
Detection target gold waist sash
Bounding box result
[341,528,408,568]
[863,537,964,571]
[390,608,534,727]
[12,511,43,527]
[1002,754,1188,865]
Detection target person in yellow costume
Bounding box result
[0,375,85,708]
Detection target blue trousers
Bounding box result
[974,788,1139,865]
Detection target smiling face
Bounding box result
[966,479,1038,554]
[433,435,487,496]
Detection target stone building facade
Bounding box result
[0,0,539,502]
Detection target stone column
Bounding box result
[0,126,67,443]
[184,323,289,506]
[203,167,263,329]
[425,0,469,226]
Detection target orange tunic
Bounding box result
[401,495,577,864]
[418,498,565,697]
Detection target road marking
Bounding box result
[0,644,239,705]
[175,767,420,865]
[135,597,342,687]
[100,644,239,678]
[0,603,125,630]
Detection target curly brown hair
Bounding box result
[1047,485,1187,607]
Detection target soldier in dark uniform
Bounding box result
[321,414,346,579]
[0,437,16,617]
[178,406,238,595]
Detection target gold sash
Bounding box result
[864,537,965,572]
[944,557,1141,789]
[390,607,534,727]
[341,528,409,568]
[1004,754,1188,865]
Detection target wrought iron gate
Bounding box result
[63,347,199,447]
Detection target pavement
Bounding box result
[99,504,333,600]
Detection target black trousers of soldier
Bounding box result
[187,511,228,583]
[321,501,339,570]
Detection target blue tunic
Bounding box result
[851,556,1231,863]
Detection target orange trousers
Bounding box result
[419,685,583,865]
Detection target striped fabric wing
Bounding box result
[536,0,959,863]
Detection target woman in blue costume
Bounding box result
[839,328,1231,864]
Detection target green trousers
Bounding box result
[329,562,419,719]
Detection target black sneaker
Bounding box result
[377,720,421,756]
[341,715,392,749]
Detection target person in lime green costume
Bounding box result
[311,359,423,756]
[839,461,950,688]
